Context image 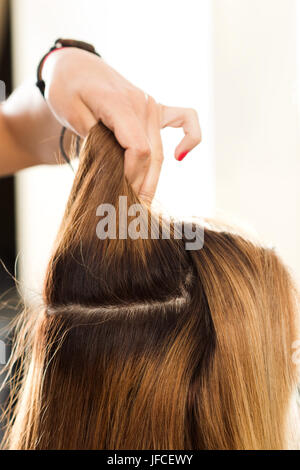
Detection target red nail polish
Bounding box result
[178,151,189,161]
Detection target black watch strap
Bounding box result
[36,38,101,97]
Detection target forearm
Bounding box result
[0,80,65,176]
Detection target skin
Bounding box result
[0,47,202,201]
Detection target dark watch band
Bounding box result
[36,38,101,97]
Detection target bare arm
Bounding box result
[0,80,66,176]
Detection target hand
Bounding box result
[42,47,202,201]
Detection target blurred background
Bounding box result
[0,0,300,438]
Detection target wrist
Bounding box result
[41,47,77,83]
[40,46,69,82]
[36,38,101,98]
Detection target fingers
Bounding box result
[112,111,151,194]
[138,98,164,203]
[160,105,202,160]
[77,87,200,203]
[104,96,163,201]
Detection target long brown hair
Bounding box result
[1,123,299,449]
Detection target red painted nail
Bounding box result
[178,151,189,161]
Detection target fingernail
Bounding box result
[178,151,189,161]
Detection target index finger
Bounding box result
[160,105,202,160]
